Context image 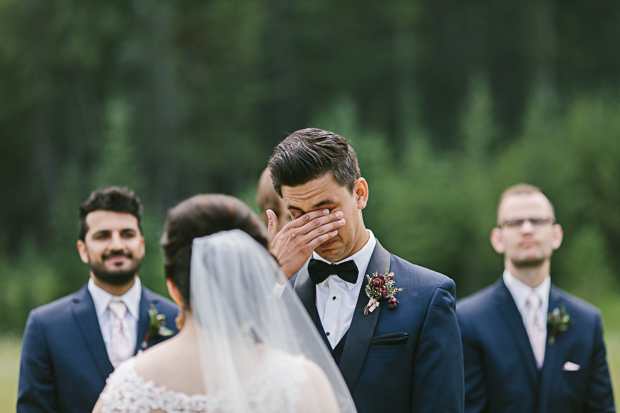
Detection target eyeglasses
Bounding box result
[499,218,555,229]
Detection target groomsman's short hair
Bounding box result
[268,128,360,197]
[78,187,143,241]
[256,168,282,224]
[497,183,556,221]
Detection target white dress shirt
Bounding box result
[503,270,550,334]
[88,278,142,360]
[299,230,376,349]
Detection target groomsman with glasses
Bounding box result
[17,187,178,413]
[457,184,615,413]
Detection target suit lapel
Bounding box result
[538,285,564,412]
[494,279,538,391]
[294,263,338,350]
[135,287,161,353]
[338,240,390,392]
[294,267,316,321]
[313,312,333,350]
[71,286,114,380]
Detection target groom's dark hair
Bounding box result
[78,187,143,241]
[268,128,360,197]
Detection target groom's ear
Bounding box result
[354,178,369,210]
[77,240,90,264]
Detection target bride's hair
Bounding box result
[161,194,268,309]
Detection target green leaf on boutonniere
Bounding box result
[141,304,174,349]
[547,306,572,346]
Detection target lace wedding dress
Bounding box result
[101,353,309,413]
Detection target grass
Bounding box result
[0,336,20,412]
[598,295,620,402]
[2,297,619,408]
[607,331,620,402]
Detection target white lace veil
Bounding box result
[190,229,357,413]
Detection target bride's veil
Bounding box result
[190,229,357,413]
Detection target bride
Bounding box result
[93,194,356,413]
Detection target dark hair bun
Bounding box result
[161,194,268,309]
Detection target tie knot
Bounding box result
[109,300,127,319]
[527,293,541,309]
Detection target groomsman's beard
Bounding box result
[89,252,143,286]
[511,256,546,269]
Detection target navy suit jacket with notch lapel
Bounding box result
[294,240,464,413]
[17,284,179,413]
[457,278,615,413]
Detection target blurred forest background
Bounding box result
[1,0,620,404]
[2,0,620,329]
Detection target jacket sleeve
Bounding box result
[411,279,464,413]
[457,309,488,413]
[17,311,59,413]
[584,313,615,413]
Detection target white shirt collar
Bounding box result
[311,230,376,290]
[88,277,142,320]
[503,270,550,316]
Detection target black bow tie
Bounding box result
[308,258,359,285]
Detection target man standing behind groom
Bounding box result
[18,187,178,413]
[267,128,463,413]
[457,184,615,413]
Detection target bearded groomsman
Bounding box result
[267,128,464,413]
[18,187,179,413]
[457,184,615,413]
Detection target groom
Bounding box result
[267,128,464,413]
[18,187,179,413]
[456,184,615,413]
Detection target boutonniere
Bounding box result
[363,265,403,316]
[140,304,174,349]
[547,306,572,346]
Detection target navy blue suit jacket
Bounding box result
[294,240,464,413]
[17,284,179,413]
[457,278,615,413]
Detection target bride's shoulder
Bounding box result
[257,350,339,409]
[280,355,340,413]
[107,357,140,386]
[103,357,158,400]
[98,358,148,411]
[259,349,329,385]
[99,356,212,413]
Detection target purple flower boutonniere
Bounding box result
[141,304,174,349]
[547,306,572,346]
[363,265,403,316]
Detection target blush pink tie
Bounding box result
[526,293,546,369]
[108,301,134,368]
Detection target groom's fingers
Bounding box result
[269,210,346,279]
[304,218,345,243]
[307,229,340,250]
[288,209,331,229]
[266,209,279,243]
[299,211,344,237]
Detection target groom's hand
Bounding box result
[267,209,345,279]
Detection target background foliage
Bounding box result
[0,0,619,338]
